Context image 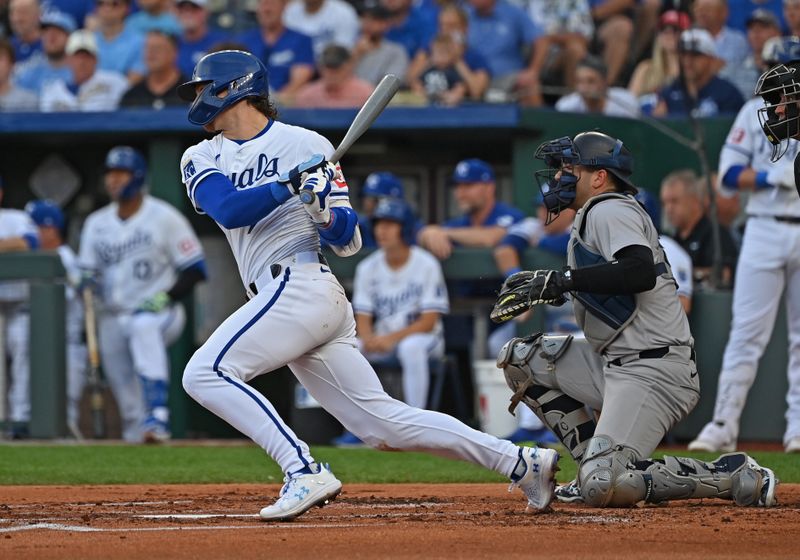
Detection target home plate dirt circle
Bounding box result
[1,484,797,559]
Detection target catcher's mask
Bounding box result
[755,62,800,162]
[534,132,635,224]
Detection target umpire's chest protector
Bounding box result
[567,193,672,354]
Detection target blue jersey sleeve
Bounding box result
[194,174,292,229]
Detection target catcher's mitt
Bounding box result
[490,270,567,324]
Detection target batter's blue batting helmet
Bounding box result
[105,146,147,200]
[372,198,415,245]
[363,172,404,199]
[177,50,270,126]
[25,199,65,231]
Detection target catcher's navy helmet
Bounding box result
[105,146,147,200]
[372,198,415,245]
[25,199,65,231]
[363,172,404,199]
[177,50,270,126]
[756,37,800,161]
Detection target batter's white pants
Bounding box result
[183,262,521,477]
[359,333,444,409]
[99,305,185,442]
[713,217,800,445]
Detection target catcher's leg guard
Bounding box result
[499,334,596,462]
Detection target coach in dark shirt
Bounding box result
[661,169,738,288]
[121,30,187,110]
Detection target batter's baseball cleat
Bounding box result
[508,446,560,512]
[259,463,342,521]
[554,478,584,504]
[688,421,736,453]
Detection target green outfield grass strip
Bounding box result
[0,445,797,485]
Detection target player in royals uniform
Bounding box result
[79,147,207,443]
[690,37,800,454]
[176,49,559,521]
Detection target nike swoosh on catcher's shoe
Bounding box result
[259,464,343,521]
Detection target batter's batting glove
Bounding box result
[299,169,334,224]
[78,271,100,294]
[279,154,330,195]
[136,292,171,314]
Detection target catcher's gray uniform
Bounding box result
[500,193,771,507]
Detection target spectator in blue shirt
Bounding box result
[463,0,543,105]
[417,158,524,260]
[127,0,182,35]
[176,0,228,78]
[653,28,745,117]
[95,0,146,83]
[382,0,437,59]
[9,0,43,63]
[47,0,94,27]
[14,9,75,94]
[693,0,751,87]
[238,0,315,101]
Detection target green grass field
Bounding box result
[1,444,798,486]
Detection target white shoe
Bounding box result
[785,437,800,453]
[259,463,342,521]
[745,456,779,507]
[554,478,583,504]
[508,447,560,512]
[688,421,736,453]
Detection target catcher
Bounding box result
[491,130,779,507]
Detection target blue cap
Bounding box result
[363,172,404,199]
[40,10,77,34]
[25,200,65,231]
[452,158,495,184]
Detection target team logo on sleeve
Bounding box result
[183,160,197,181]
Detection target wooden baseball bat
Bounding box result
[82,288,106,439]
[299,74,401,204]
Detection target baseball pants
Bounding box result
[3,304,29,423]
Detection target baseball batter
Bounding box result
[79,147,206,443]
[491,131,777,507]
[25,200,87,438]
[0,181,38,438]
[692,37,800,453]
[176,49,558,521]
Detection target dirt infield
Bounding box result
[1,483,798,559]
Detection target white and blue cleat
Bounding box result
[508,446,560,512]
[259,463,343,521]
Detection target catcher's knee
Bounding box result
[578,436,645,507]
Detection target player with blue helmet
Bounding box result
[357,171,406,248]
[105,146,147,201]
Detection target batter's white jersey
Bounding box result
[0,209,38,302]
[352,246,449,339]
[718,97,800,216]
[180,120,349,291]
[660,235,693,300]
[78,195,204,313]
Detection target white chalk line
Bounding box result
[3,499,195,510]
[0,522,366,533]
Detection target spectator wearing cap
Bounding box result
[292,44,374,107]
[127,0,182,36]
[692,0,750,85]
[236,0,315,102]
[40,29,129,111]
[653,28,745,117]
[121,30,187,109]
[351,0,409,86]
[0,38,38,110]
[728,0,786,32]
[358,171,406,249]
[628,10,690,101]
[555,55,640,117]
[407,3,490,101]
[785,0,800,36]
[176,0,228,78]
[282,0,359,58]
[382,0,437,60]
[9,0,42,63]
[417,158,524,260]
[464,0,543,105]
[95,0,146,84]
[728,9,783,99]
[13,9,74,94]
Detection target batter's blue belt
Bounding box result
[608,345,695,367]
[248,251,328,296]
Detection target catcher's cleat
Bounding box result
[688,421,736,453]
[508,446,560,512]
[259,463,342,521]
[554,479,584,504]
[745,456,779,507]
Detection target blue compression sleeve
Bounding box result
[319,207,358,245]
[721,164,745,189]
[194,174,292,229]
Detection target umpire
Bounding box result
[491,131,778,507]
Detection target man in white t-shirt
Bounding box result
[337,198,450,445]
[283,0,359,57]
[555,55,639,118]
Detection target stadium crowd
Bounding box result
[0,0,792,112]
